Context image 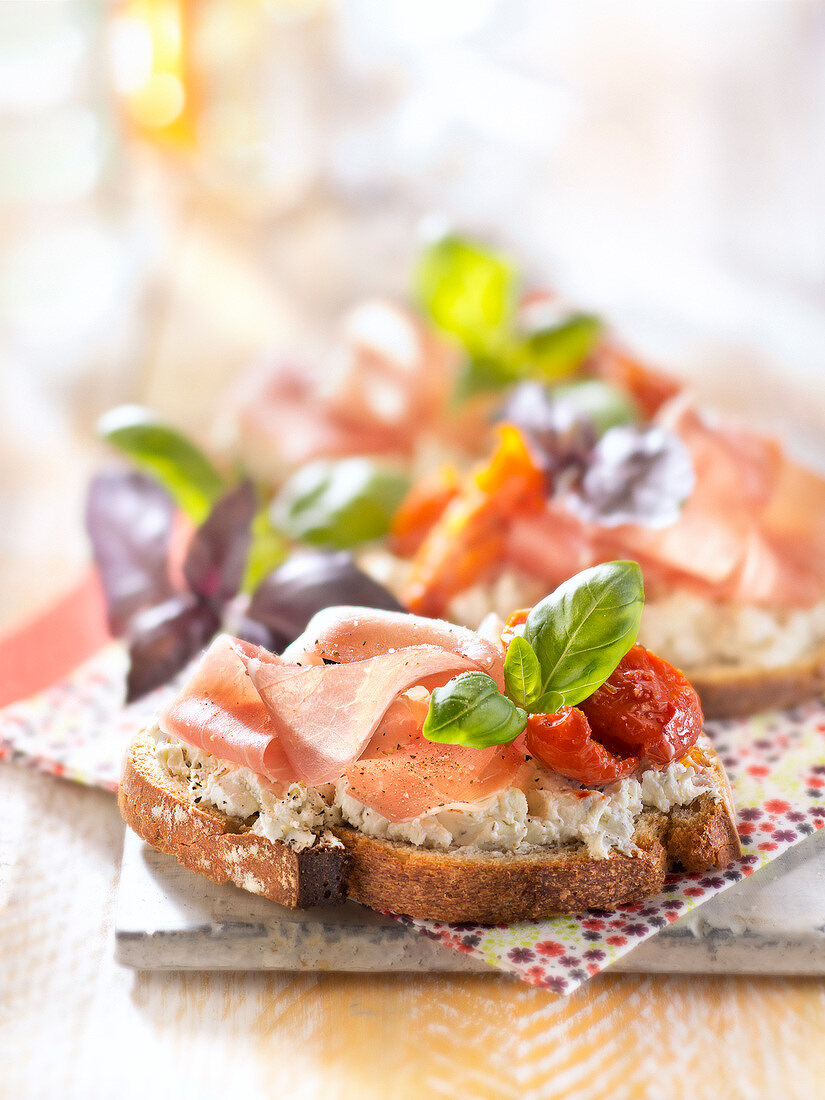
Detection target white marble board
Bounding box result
[115,828,825,975]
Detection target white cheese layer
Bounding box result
[153,729,715,860]
[640,591,825,671]
[155,733,329,851]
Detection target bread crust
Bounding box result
[330,822,668,922]
[689,638,825,720]
[662,744,740,874]
[332,736,741,921]
[118,731,349,908]
[120,731,741,923]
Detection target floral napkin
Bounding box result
[0,645,171,792]
[2,642,823,994]
[402,706,825,991]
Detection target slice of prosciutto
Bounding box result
[158,623,526,818]
[503,398,825,608]
[283,606,505,689]
[159,634,298,783]
[344,737,530,823]
[232,301,477,480]
[249,645,479,786]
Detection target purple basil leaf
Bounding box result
[85,470,176,636]
[568,425,695,529]
[220,594,276,650]
[227,613,276,651]
[247,550,406,653]
[498,381,596,479]
[183,480,257,609]
[126,594,219,701]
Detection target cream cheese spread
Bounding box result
[152,727,716,859]
[359,548,825,672]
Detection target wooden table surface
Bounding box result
[3,197,825,1099]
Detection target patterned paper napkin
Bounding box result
[2,643,824,994]
[0,645,173,792]
[402,707,825,992]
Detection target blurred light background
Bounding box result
[3,0,825,627]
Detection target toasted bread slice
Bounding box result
[119,730,349,908]
[689,640,825,720]
[119,729,741,923]
[332,739,740,921]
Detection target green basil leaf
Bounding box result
[415,235,516,354]
[272,458,410,550]
[452,354,520,404]
[534,690,565,715]
[423,672,527,748]
[551,379,638,437]
[514,314,603,382]
[503,635,543,708]
[524,560,644,708]
[241,507,289,593]
[98,405,225,524]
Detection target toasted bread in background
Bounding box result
[691,641,825,720]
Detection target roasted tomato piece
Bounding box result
[593,346,682,419]
[403,426,546,616]
[389,464,461,557]
[500,607,530,648]
[579,645,703,765]
[525,707,640,785]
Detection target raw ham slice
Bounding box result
[761,455,825,546]
[284,606,505,689]
[726,531,808,606]
[344,737,530,823]
[361,690,430,758]
[236,368,406,473]
[160,626,502,794]
[159,634,298,783]
[596,403,766,587]
[506,503,598,594]
[503,399,825,607]
[249,645,479,786]
[599,407,820,603]
[731,453,825,606]
[325,301,448,435]
[234,302,465,476]
[591,345,682,419]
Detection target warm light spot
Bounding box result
[109,15,154,93]
[126,71,185,129]
[152,8,182,66]
[261,0,327,20]
[109,0,195,145]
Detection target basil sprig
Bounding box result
[415,233,603,401]
[98,405,226,524]
[422,672,527,748]
[513,315,603,384]
[271,457,410,550]
[422,561,644,749]
[415,235,515,355]
[523,561,644,708]
[241,507,289,593]
[503,635,542,708]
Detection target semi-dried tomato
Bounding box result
[525,707,640,784]
[579,645,703,765]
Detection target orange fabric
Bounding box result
[0,571,110,707]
